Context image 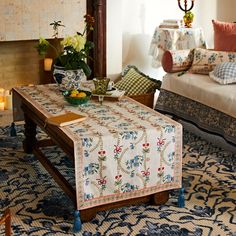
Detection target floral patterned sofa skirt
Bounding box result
[155,89,236,146]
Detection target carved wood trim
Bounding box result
[87,0,106,78]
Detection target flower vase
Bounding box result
[53,65,86,91]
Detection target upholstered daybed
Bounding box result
[155,72,236,146]
[155,20,236,146]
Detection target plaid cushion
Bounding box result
[115,65,161,96]
[209,62,236,84]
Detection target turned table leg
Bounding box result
[22,114,37,154]
[80,207,97,222]
[152,191,169,205]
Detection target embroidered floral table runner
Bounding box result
[14,84,182,210]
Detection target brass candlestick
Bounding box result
[177,0,194,13]
[178,0,195,28]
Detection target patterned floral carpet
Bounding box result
[0,125,235,236]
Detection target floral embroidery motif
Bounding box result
[156,89,236,146]
[190,48,236,74]
[98,150,106,161]
[16,84,182,209]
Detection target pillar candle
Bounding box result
[44,58,53,71]
[0,88,4,103]
[0,102,4,111]
[4,94,12,110]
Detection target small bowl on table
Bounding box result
[63,89,92,105]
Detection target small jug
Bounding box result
[93,77,110,95]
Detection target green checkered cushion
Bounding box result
[115,65,161,96]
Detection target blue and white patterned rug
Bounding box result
[0,125,235,236]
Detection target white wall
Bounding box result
[194,0,235,49]
[122,0,217,80]
[106,0,236,80]
[122,0,183,79]
[106,0,123,81]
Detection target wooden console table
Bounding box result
[12,84,182,232]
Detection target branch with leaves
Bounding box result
[36,14,95,76]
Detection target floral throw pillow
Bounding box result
[115,65,161,96]
[190,48,236,74]
[209,62,236,84]
[162,49,194,73]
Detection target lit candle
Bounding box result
[4,94,12,110]
[0,102,4,111]
[0,88,4,103]
[44,58,53,71]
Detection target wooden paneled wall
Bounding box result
[0,40,54,90]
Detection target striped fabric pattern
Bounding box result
[209,62,236,84]
[115,66,160,96]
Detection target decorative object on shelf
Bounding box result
[0,88,4,103]
[50,20,65,38]
[36,15,95,90]
[0,88,13,111]
[44,58,53,71]
[93,77,110,95]
[0,102,4,111]
[177,0,195,28]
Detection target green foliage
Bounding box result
[50,20,65,38]
[35,38,50,56]
[36,15,95,77]
[184,11,194,21]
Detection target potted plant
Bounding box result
[36,15,95,91]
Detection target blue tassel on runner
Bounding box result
[178,187,185,208]
[10,122,17,137]
[73,210,82,232]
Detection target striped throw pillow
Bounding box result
[115,65,161,96]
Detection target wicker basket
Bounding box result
[129,92,155,108]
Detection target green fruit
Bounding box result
[184,11,194,21]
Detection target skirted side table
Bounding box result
[149,27,207,68]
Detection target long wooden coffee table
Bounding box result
[12,84,182,232]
